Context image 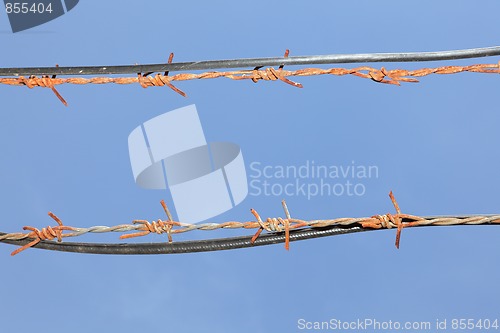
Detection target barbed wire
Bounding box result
[3,46,500,76]
[1,192,499,256]
[1,49,500,106]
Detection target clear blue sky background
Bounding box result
[1,1,500,332]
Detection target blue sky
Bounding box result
[1,1,500,332]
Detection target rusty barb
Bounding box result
[1,48,500,105]
[8,211,75,256]
[120,199,181,244]
[2,192,500,256]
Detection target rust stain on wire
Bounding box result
[1,192,500,256]
[1,49,500,105]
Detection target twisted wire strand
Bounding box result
[1,193,499,255]
[3,63,499,88]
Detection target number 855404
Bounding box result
[5,2,53,14]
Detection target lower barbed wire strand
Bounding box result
[0,220,498,255]
[2,192,500,255]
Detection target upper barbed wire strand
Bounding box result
[1,48,500,105]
